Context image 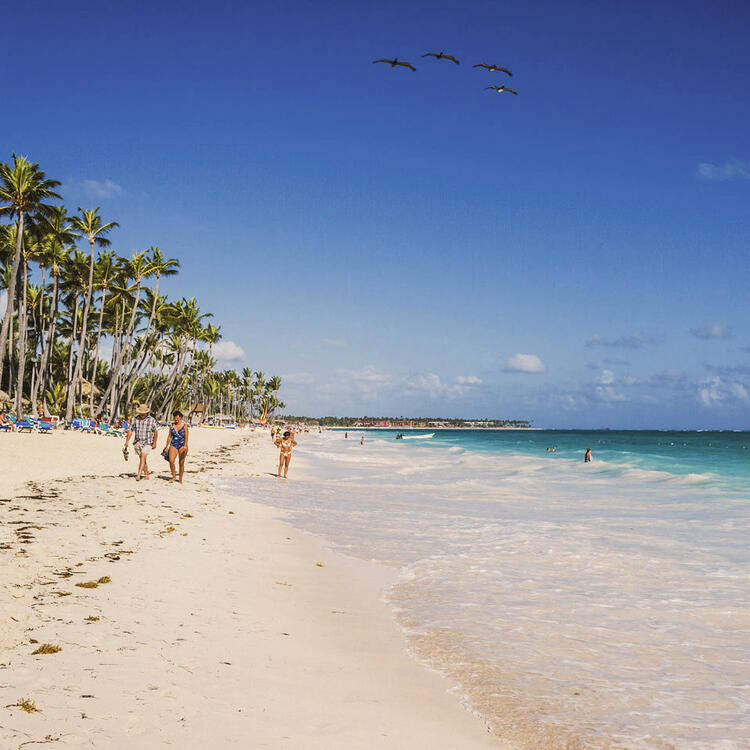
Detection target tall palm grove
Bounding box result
[0,154,284,423]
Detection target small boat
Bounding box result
[400,433,434,440]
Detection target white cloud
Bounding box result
[341,365,391,384]
[315,365,392,401]
[79,178,123,199]
[321,338,348,348]
[595,369,615,385]
[731,383,749,402]
[690,322,731,340]
[212,340,245,361]
[595,385,627,402]
[504,353,545,374]
[455,375,482,385]
[406,373,443,397]
[698,375,750,407]
[404,373,484,399]
[696,160,750,181]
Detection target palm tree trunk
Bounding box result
[66,295,80,394]
[43,293,59,404]
[97,284,141,416]
[0,211,24,388]
[35,273,59,411]
[88,285,108,416]
[6,311,14,399]
[125,276,160,384]
[66,239,96,421]
[14,261,29,416]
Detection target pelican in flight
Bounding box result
[473,63,513,76]
[485,85,518,95]
[422,51,460,64]
[372,58,416,71]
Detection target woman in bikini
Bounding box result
[275,430,297,478]
[164,410,189,483]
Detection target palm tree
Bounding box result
[65,207,118,419]
[60,248,89,397]
[124,247,179,389]
[0,155,61,391]
[29,207,75,412]
[0,154,284,422]
[34,233,72,411]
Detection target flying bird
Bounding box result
[372,58,416,71]
[422,51,460,64]
[485,85,518,95]
[472,63,513,76]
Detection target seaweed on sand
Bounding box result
[31,643,61,655]
[14,698,40,713]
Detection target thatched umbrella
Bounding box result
[79,379,100,397]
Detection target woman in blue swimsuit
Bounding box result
[163,410,189,483]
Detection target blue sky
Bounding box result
[4,0,749,427]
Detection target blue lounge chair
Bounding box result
[27,416,53,433]
[7,414,33,432]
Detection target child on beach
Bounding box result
[275,430,297,478]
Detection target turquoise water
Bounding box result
[347,428,750,491]
[219,429,750,748]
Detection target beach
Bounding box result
[219,429,750,749]
[0,428,503,749]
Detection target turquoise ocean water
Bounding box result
[218,429,750,749]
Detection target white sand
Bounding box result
[0,428,507,748]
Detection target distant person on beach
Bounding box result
[125,404,159,481]
[164,410,189,483]
[275,430,298,478]
[345,432,348,439]
[585,448,592,463]
[360,436,364,445]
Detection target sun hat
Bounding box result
[136,404,150,415]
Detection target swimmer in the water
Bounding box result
[584,448,592,463]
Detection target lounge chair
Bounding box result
[27,416,53,433]
[101,423,125,437]
[7,414,33,432]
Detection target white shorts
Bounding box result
[134,442,152,456]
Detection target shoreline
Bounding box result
[0,429,506,748]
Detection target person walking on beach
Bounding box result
[124,404,159,481]
[585,448,592,463]
[164,410,189,483]
[275,430,297,478]
[360,435,364,445]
